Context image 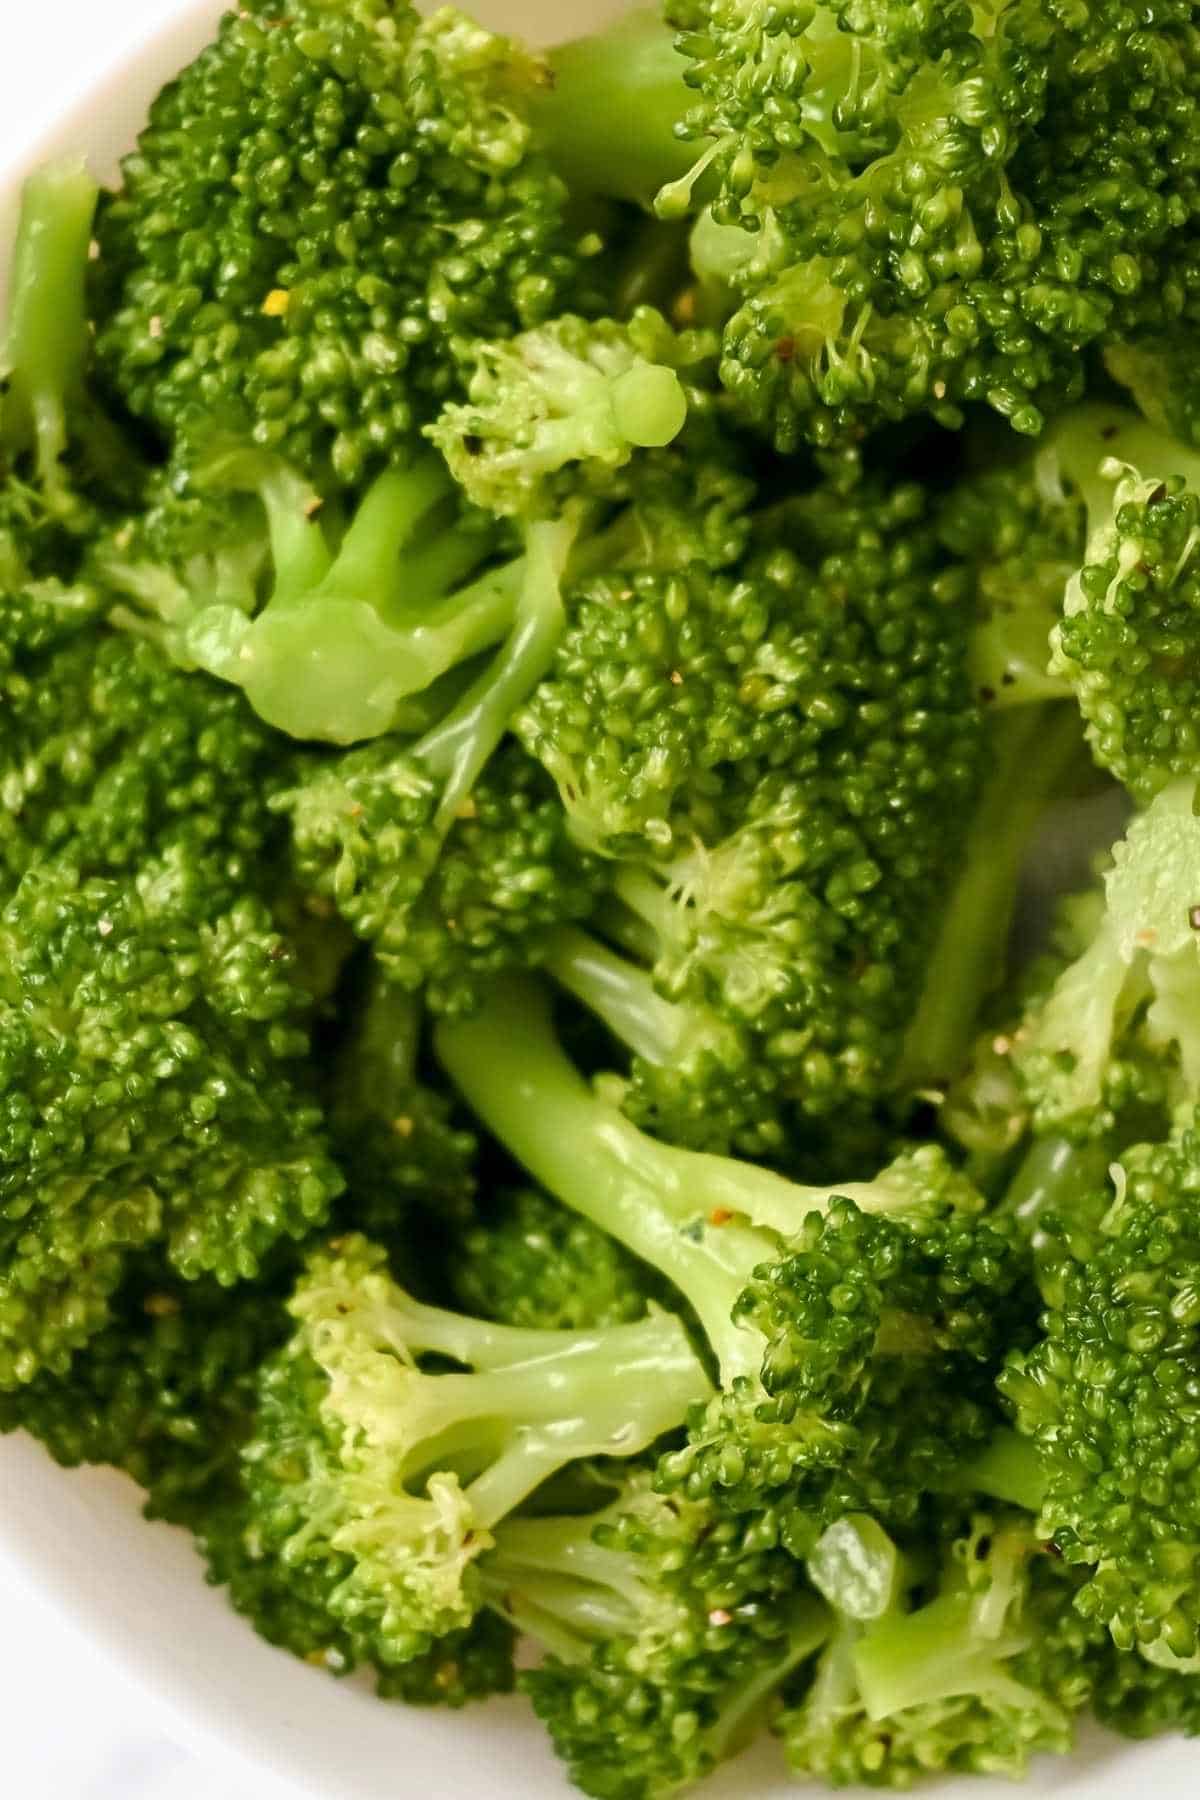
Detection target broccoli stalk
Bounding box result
[781,1511,1090,1784]
[0,158,134,523]
[530,11,697,209]
[897,706,1086,1095]
[540,921,776,1157]
[239,1234,711,1662]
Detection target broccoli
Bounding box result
[522,469,985,1130]
[1001,1116,1200,1661]
[779,1509,1103,1785]
[427,309,705,520]
[91,0,599,489]
[1045,407,1200,801]
[438,974,1026,1535]
[659,1,1200,448]
[94,448,528,746]
[0,1255,285,1527]
[0,858,344,1388]
[230,1232,711,1667]
[1011,780,1200,1135]
[505,1479,831,1800]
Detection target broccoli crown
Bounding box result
[92,0,595,489]
[779,1509,1100,1787]
[659,1192,1032,1535]
[515,1477,829,1800]
[438,975,1020,1536]
[0,602,288,904]
[525,473,982,1122]
[0,861,342,1387]
[1049,417,1200,800]
[452,1187,661,1331]
[670,0,1200,448]
[0,1256,284,1525]
[427,309,707,519]
[235,1232,710,1666]
[1000,1117,1200,1660]
[283,739,599,1015]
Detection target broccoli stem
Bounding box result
[485,1514,647,1646]
[1049,403,1200,530]
[999,1134,1112,1225]
[897,706,1085,1094]
[853,1589,1052,1722]
[1,158,99,493]
[435,973,787,1383]
[416,520,570,830]
[413,1311,708,1529]
[707,1597,832,1763]
[541,924,704,1066]
[956,1429,1047,1514]
[532,11,697,208]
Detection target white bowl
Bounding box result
[0,4,1192,1797]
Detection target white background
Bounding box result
[0,12,273,1798]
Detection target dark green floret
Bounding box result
[1001,1116,1200,1661]
[91,0,597,489]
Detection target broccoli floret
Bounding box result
[1012,780,1200,1134]
[281,732,598,1015]
[427,310,707,519]
[655,4,1200,448]
[452,1186,662,1331]
[0,1256,285,1526]
[438,975,1023,1532]
[498,1475,830,1800]
[1000,1116,1200,1660]
[0,859,343,1388]
[524,471,984,1124]
[1045,407,1200,801]
[779,1510,1101,1785]
[91,0,597,489]
[0,609,290,906]
[230,1233,709,1665]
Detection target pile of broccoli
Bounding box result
[5,0,1200,1791]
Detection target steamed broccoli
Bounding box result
[438,975,1026,1536]
[1001,1118,1200,1661]
[231,1232,710,1666]
[779,1509,1102,1785]
[8,0,1200,1788]
[506,1477,830,1800]
[91,0,598,489]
